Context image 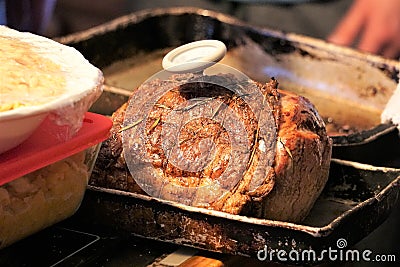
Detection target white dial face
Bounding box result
[162,40,227,73]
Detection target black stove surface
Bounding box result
[0,221,180,267]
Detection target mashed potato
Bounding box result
[0,36,66,112]
[0,151,88,249]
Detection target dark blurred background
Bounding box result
[46,0,352,39]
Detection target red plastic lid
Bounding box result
[0,112,112,186]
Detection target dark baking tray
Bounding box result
[58,7,400,264]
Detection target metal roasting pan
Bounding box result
[58,8,400,264]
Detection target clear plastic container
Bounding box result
[0,112,111,249]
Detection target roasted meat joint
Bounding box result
[91,48,333,222]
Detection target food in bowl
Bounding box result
[0,36,65,112]
[0,151,88,249]
[0,26,103,154]
[0,112,112,249]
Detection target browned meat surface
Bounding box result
[91,73,331,222]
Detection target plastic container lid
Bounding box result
[0,112,112,186]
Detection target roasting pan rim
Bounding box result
[85,158,400,239]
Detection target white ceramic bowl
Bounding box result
[0,26,103,154]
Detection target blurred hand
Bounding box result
[328,0,400,59]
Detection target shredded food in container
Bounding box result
[0,36,66,112]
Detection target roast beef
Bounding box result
[91,73,332,222]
